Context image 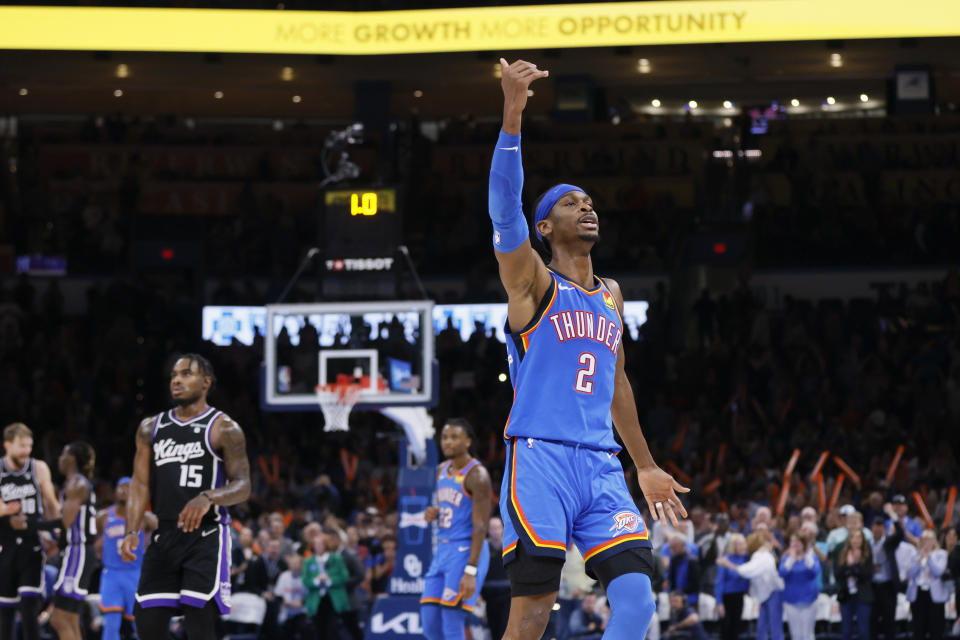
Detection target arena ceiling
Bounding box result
[1,37,958,119]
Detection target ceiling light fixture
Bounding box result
[722,100,733,109]
[292,95,302,103]
[116,63,129,79]
[113,89,123,98]
[826,96,836,105]
[790,98,800,107]
[829,53,843,68]
[637,58,651,73]
[651,98,661,108]
[688,100,698,109]
[214,90,224,99]
[281,66,294,81]
[18,88,28,96]
[860,93,869,102]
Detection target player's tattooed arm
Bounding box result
[210,416,251,506]
[179,415,250,532]
[460,463,492,601]
[122,417,154,561]
[605,278,690,527]
[34,459,61,519]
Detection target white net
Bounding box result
[316,384,363,432]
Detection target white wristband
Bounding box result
[463,564,478,576]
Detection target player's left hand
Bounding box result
[636,465,689,527]
[177,493,213,532]
[459,573,476,602]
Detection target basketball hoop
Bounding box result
[315,377,366,432]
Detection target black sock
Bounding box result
[182,602,219,640]
[0,607,16,640]
[134,604,176,640]
[18,596,42,640]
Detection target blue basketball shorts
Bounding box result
[420,540,490,612]
[99,567,140,618]
[500,437,650,574]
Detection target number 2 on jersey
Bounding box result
[575,352,596,394]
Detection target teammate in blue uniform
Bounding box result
[489,59,691,640]
[97,477,158,640]
[420,419,492,640]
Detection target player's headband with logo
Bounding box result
[534,183,585,241]
[117,476,132,487]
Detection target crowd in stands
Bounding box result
[2,112,960,639]
[8,114,960,283]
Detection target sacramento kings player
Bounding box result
[121,355,250,640]
[50,441,98,640]
[0,423,60,640]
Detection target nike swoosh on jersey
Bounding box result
[558,284,574,290]
[457,546,470,552]
[498,146,519,152]
[201,527,218,537]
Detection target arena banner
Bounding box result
[364,596,423,638]
[389,438,437,597]
[1,0,960,55]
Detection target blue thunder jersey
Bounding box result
[434,459,482,542]
[102,507,145,571]
[505,268,624,451]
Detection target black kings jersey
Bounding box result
[150,407,229,526]
[0,457,45,538]
[62,476,97,546]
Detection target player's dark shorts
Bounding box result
[135,522,232,613]
[53,543,97,613]
[0,533,45,606]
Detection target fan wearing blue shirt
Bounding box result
[713,533,749,640]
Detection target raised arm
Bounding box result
[121,417,154,562]
[490,58,552,331]
[606,278,689,526]
[459,464,492,602]
[178,415,250,532]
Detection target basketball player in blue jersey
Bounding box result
[97,477,158,640]
[420,419,492,640]
[49,441,98,640]
[489,59,691,640]
[122,354,250,640]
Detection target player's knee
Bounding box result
[101,611,123,640]
[440,606,466,640]
[604,572,656,635]
[419,605,443,640]
[48,608,70,630]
